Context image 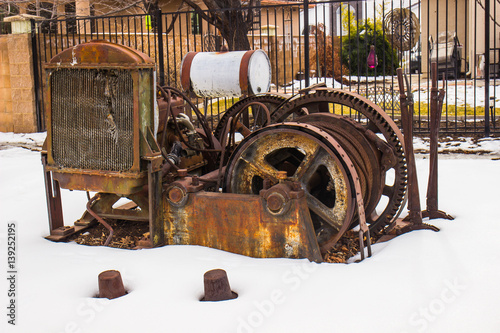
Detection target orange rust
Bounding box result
[164,179,322,261]
[180,52,198,91]
[168,187,184,203]
[267,193,285,211]
[277,171,287,180]
[239,50,255,94]
[48,40,155,65]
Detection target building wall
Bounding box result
[0,37,13,132]
[422,0,500,78]
[0,33,37,133]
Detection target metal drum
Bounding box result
[181,50,271,98]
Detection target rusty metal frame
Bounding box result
[164,176,323,262]
[422,63,454,221]
[396,68,439,233]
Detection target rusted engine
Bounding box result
[42,41,407,262]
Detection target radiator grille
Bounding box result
[51,68,134,171]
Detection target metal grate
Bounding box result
[51,68,134,171]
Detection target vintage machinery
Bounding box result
[42,41,408,262]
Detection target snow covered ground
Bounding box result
[282,76,500,109]
[1,133,500,333]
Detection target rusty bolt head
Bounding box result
[191,176,200,186]
[267,192,286,212]
[277,171,287,180]
[292,181,302,191]
[168,187,184,203]
[178,169,188,178]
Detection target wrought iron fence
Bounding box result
[31,0,499,136]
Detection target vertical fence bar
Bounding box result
[473,0,478,133]
[304,0,310,87]
[31,19,43,132]
[156,9,165,86]
[484,0,491,137]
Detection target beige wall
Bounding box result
[422,0,500,78]
[0,37,13,132]
[0,33,37,133]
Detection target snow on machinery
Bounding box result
[42,40,410,262]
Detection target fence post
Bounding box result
[156,9,165,86]
[30,19,43,131]
[484,0,490,137]
[303,0,310,87]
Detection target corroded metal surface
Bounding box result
[224,123,355,253]
[422,63,454,221]
[47,39,155,66]
[44,40,156,195]
[42,41,397,260]
[164,176,322,261]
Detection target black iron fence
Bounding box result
[27,0,499,136]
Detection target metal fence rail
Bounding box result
[30,0,499,136]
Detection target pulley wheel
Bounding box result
[224,123,356,251]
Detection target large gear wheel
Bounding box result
[271,89,407,233]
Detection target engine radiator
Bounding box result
[44,40,157,195]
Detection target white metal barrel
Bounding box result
[181,50,271,98]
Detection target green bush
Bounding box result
[341,20,400,76]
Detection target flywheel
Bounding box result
[224,123,357,252]
[269,89,407,233]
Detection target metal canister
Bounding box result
[181,50,271,98]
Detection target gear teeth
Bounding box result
[271,89,408,234]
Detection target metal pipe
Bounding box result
[485,0,491,137]
[86,195,114,247]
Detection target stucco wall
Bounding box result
[422,0,500,78]
[0,33,37,133]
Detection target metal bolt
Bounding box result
[178,169,188,178]
[98,270,126,300]
[191,176,200,186]
[168,187,184,203]
[267,192,286,212]
[292,181,302,191]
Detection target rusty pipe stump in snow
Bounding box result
[201,269,238,302]
[98,270,126,299]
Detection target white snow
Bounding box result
[413,83,500,108]
[1,134,500,333]
[284,76,500,110]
